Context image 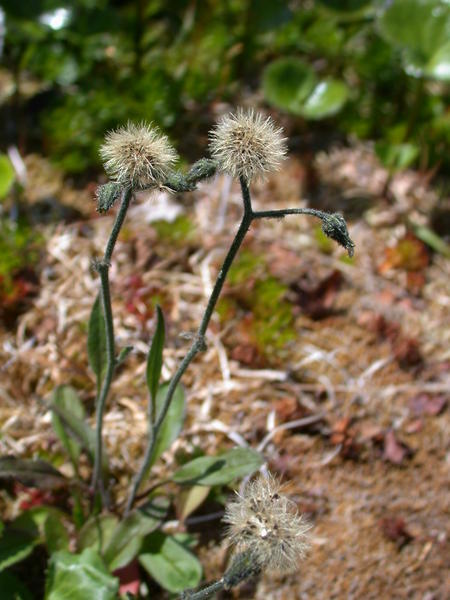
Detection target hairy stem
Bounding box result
[92,188,132,503]
[180,579,225,600]
[125,178,253,513]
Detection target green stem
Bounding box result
[92,188,132,504]
[180,579,225,600]
[125,178,253,514]
[125,179,354,514]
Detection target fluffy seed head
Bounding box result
[223,474,311,573]
[208,109,287,183]
[100,122,177,189]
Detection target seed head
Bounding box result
[209,109,287,183]
[223,473,311,573]
[100,122,177,189]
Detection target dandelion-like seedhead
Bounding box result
[223,474,311,574]
[209,109,287,183]
[100,122,178,189]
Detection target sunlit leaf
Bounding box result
[0,154,15,199]
[425,41,450,81]
[45,548,119,600]
[176,485,210,522]
[172,448,264,486]
[77,515,118,554]
[300,79,349,119]
[139,531,202,593]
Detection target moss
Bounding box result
[227,249,264,285]
[152,215,196,246]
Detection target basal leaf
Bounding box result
[45,548,119,600]
[172,448,264,486]
[103,497,169,571]
[77,515,119,554]
[138,531,202,594]
[146,306,165,415]
[150,382,186,465]
[0,457,66,490]
[51,386,85,470]
[13,506,69,554]
[87,295,107,388]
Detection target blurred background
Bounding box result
[0,2,449,598]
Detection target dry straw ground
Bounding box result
[0,145,449,599]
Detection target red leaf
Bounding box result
[383,430,413,465]
[114,560,141,597]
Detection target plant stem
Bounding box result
[180,579,225,600]
[125,178,253,514]
[92,188,132,504]
[125,178,352,514]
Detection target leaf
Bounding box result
[87,295,107,388]
[116,345,133,366]
[51,386,85,470]
[300,79,349,119]
[0,154,15,199]
[263,57,316,113]
[375,142,419,171]
[176,485,211,522]
[0,457,66,490]
[150,382,186,465]
[96,182,122,213]
[172,448,264,486]
[146,305,165,414]
[412,224,450,258]
[0,571,33,599]
[13,506,69,554]
[45,548,119,600]
[50,403,109,474]
[77,515,119,554]
[138,532,202,594]
[378,0,450,77]
[103,497,169,571]
[0,528,37,571]
[425,40,450,81]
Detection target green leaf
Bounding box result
[375,142,420,171]
[300,79,349,119]
[103,497,169,571]
[425,40,450,81]
[0,528,37,571]
[150,382,186,465]
[87,295,107,388]
[176,485,211,522]
[51,386,85,470]
[77,515,119,554]
[0,457,66,490]
[96,182,122,213]
[0,571,33,599]
[116,345,133,366]
[0,154,15,199]
[263,57,316,113]
[139,532,202,594]
[172,448,264,486]
[45,549,119,600]
[412,224,450,258]
[146,305,165,413]
[378,0,450,77]
[50,403,109,474]
[13,506,69,554]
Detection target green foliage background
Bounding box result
[1,0,449,174]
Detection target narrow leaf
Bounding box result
[103,497,169,571]
[146,306,165,415]
[139,532,202,593]
[151,382,185,465]
[51,386,85,470]
[172,448,264,486]
[87,295,107,388]
[50,403,109,474]
[0,528,37,571]
[45,549,119,600]
[0,457,66,490]
[116,345,133,366]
